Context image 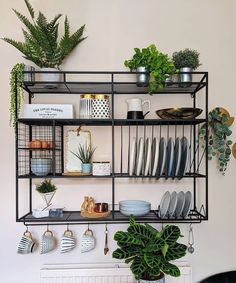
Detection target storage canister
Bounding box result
[92,162,111,176]
[92,94,110,119]
[79,94,94,119]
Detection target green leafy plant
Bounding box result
[2,0,86,68]
[199,107,233,174]
[124,44,175,93]
[71,144,96,163]
[172,48,200,70]
[36,179,57,194]
[112,216,187,281]
[10,63,25,129]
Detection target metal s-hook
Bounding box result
[188,223,195,254]
[104,224,109,255]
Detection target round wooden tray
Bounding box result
[81,210,111,218]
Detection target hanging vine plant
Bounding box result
[10,63,25,129]
[199,107,234,174]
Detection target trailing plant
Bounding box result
[10,63,25,129]
[124,44,175,93]
[199,107,233,174]
[112,216,187,281]
[172,48,200,70]
[71,144,96,163]
[36,179,57,194]
[2,0,86,68]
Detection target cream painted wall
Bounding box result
[0,1,236,282]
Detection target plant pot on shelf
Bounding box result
[40,191,56,207]
[136,66,149,87]
[180,67,192,87]
[81,163,92,174]
[41,67,61,89]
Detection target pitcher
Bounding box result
[126,98,150,119]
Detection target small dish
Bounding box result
[167,191,178,218]
[144,138,152,176]
[156,137,166,179]
[156,108,203,120]
[175,191,185,218]
[172,137,182,178]
[136,137,144,176]
[158,191,171,218]
[165,137,174,179]
[182,191,192,218]
[151,138,159,176]
[129,137,136,176]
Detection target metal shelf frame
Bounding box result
[15,71,209,225]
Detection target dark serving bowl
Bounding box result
[156,108,203,119]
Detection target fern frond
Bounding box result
[24,0,35,19]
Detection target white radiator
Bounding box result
[40,263,192,283]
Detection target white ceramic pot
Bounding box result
[41,67,61,88]
[139,276,165,283]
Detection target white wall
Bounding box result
[0,1,236,282]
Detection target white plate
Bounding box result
[178,136,189,179]
[129,137,136,176]
[144,138,152,176]
[167,191,178,217]
[136,137,144,176]
[172,137,182,178]
[175,191,185,218]
[156,137,166,178]
[158,191,171,218]
[152,138,159,176]
[166,137,174,178]
[182,191,192,218]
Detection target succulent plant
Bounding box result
[36,179,57,194]
[70,144,96,163]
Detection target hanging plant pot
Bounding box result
[41,67,61,89]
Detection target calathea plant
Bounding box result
[112,216,187,281]
[2,0,87,68]
[199,107,233,174]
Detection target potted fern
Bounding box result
[2,0,86,88]
[71,144,96,174]
[113,216,187,283]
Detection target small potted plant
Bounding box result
[199,107,233,175]
[2,0,87,88]
[113,216,187,283]
[172,48,200,86]
[124,44,175,94]
[71,144,96,174]
[36,179,57,207]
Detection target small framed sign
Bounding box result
[23,104,74,119]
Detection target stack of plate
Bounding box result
[119,200,151,216]
[129,136,190,179]
[158,191,192,219]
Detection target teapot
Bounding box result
[126,98,150,119]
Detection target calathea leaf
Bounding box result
[127,224,157,242]
[161,225,181,246]
[144,254,161,269]
[161,242,168,257]
[165,243,187,261]
[112,248,135,259]
[144,237,164,252]
[114,231,144,246]
[160,261,180,277]
[130,257,146,279]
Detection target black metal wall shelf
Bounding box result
[16,71,209,225]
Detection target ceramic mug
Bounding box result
[81,229,95,253]
[40,230,56,254]
[61,229,76,253]
[17,231,36,254]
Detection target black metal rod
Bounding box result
[111,73,115,220]
[205,72,209,220]
[15,72,19,221]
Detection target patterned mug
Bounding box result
[40,230,56,254]
[61,229,76,253]
[17,231,36,254]
[81,228,96,253]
